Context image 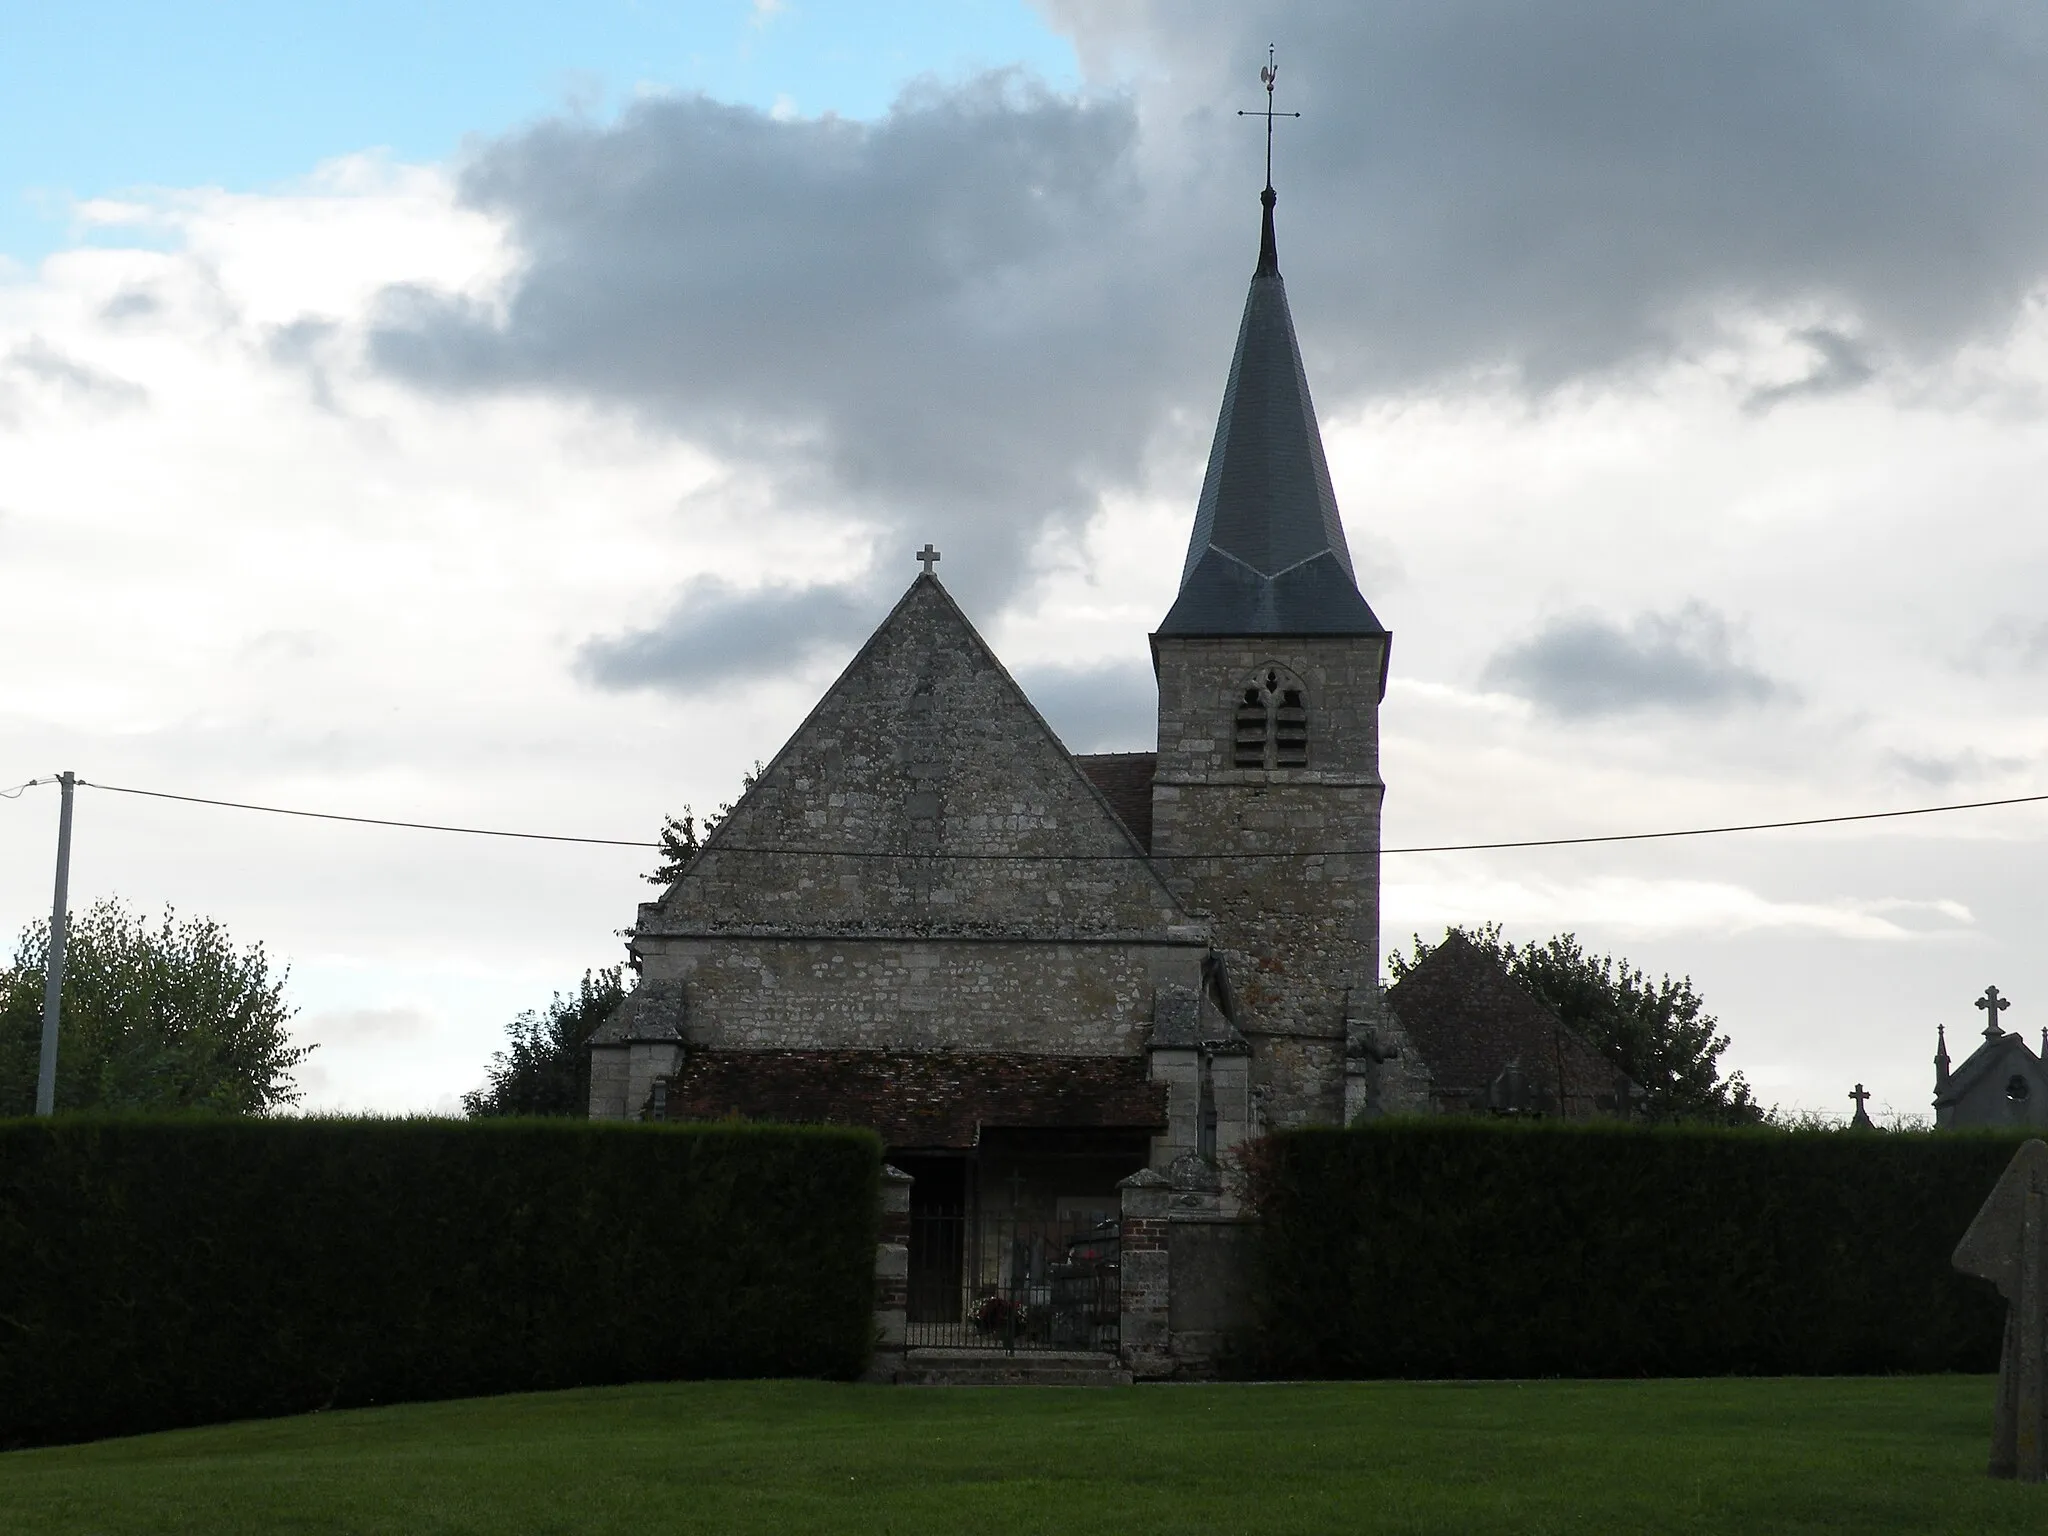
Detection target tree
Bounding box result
[644,762,765,886]
[1388,923,1762,1123]
[462,967,628,1118]
[0,897,311,1116]
[645,810,712,887]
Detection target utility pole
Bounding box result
[35,770,75,1117]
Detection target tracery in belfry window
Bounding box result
[1231,666,1309,769]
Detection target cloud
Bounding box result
[1885,748,2029,789]
[1385,872,1975,943]
[7,337,148,411]
[301,1006,434,1044]
[576,576,875,693]
[367,76,1170,623]
[1483,602,1781,717]
[347,5,2048,677]
[1015,658,1157,754]
[1971,616,2048,672]
[1050,1,2048,389]
[99,288,160,323]
[1744,327,1877,411]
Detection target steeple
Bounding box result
[1156,181,1386,641]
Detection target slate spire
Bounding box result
[1157,186,1386,637]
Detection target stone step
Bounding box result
[897,1347,1132,1387]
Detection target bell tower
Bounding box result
[1150,160,1391,1131]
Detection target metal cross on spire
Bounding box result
[1238,43,1300,193]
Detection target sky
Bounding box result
[3,0,2046,1121]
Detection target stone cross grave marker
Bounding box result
[1953,1137,2048,1480]
[1848,1083,1874,1130]
[1980,985,2012,1040]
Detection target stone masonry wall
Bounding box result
[1151,634,1387,1130]
[639,577,1195,946]
[641,936,1206,1056]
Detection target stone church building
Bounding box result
[591,183,1393,1164]
[587,183,1627,1371]
[1934,987,2048,1129]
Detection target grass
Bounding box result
[0,1376,2039,1534]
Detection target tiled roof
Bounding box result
[1157,192,1387,640]
[1073,752,1156,850]
[1939,1030,2043,1105]
[661,1049,1167,1150]
[1384,932,1629,1114]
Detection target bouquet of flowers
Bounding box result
[972,1293,1026,1334]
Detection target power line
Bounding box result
[78,780,659,848]
[1380,791,2048,854]
[7,774,2042,860]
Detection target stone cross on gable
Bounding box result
[1849,1083,1874,1130]
[916,543,941,575]
[1981,985,2013,1040]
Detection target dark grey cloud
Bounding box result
[354,3,2048,685]
[370,74,1187,623]
[1483,602,1781,717]
[576,576,875,693]
[1055,2,2048,391]
[1014,659,1158,753]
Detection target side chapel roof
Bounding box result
[661,1049,1166,1150]
[1073,752,1157,851]
[1384,931,1629,1112]
[1156,188,1388,640]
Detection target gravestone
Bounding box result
[1953,1138,2048,1480]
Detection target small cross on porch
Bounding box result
[916,543,941,576]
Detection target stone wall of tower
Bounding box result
[1150,634,1387,1130]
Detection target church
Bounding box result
[591,175,1389,1162]
[586,173,1626,1365]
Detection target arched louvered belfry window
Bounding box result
[1232,666,1310,769]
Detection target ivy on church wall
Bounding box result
[1250,1121,2020,1379]
[0,1118,881,1449]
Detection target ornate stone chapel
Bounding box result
[587,172,1627,1373]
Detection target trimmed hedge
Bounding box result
[0,1117,881,1447]
[1252,1121,2021,1379]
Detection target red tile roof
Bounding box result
[1074,752,1157,850]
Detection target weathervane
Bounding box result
[1238,44,1300,192]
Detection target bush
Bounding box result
[0,1117,880,1448]
[1250,1120,2017,1379]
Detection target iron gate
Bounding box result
[905,1210,1120,1352]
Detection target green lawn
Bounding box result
[0,1376,2036,1534]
